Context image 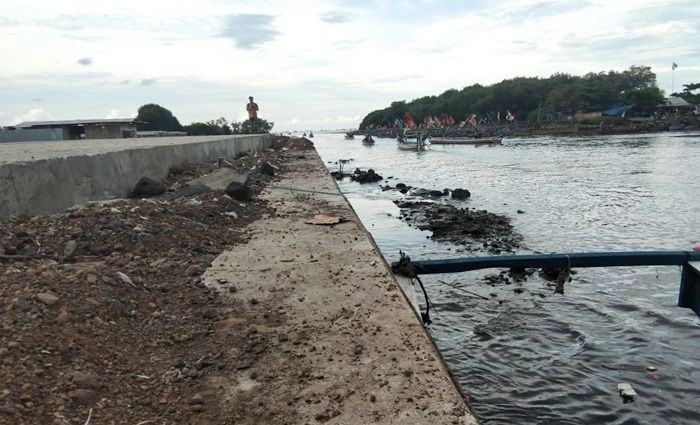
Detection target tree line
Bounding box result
[135,104,273,135]
[360,65,669,129]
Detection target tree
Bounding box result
[672,82,700,104]
[239,118,273,134]
[135,104,183,131]
[358,65,665,128]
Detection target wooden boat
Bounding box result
[429,136,502,145]
[398,133,428,151]
[362,135,375,145]
[344,133,355,140]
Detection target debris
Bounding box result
[224,211,238,219]
[306,215,344,225]
[617,383,637,403]
[260,161,276,176]
[64,240,77,259]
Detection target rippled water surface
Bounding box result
[313,132,700,424]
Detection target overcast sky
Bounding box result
[1,0,698,130]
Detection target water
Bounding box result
[313,132,700,424]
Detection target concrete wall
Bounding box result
[0,135,275,220]
[0,128,63,143]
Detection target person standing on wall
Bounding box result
[246,96,259,133]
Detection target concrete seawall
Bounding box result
[0,135,274,220]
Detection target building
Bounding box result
[0,118,139,143]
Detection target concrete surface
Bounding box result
[0,135,274,220]
[202,149,478,424]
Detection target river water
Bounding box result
[312,132,700,425]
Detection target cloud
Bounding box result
[502,1,593,23]
[320,12,354,24]
[105,108,135,119]
[221,14,279,49]
[12,108,54,125]
[77,57,93,66]
[140,78,157,86]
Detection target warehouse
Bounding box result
[0,118,138,143]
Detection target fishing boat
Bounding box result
[362,134,375,145]
[429,136,502,145]
[308,131,314,138]
[398,132,428,151]
[344,132,355,140]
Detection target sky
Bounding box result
[1,0,699,130]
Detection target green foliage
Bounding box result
[671,82,700,105]
[360,65,665,128]
[182,117,273,136]
[135,104,183,131]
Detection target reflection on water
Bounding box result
[314,132,700,424]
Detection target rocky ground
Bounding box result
[0,137,313,424]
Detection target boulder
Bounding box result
[225,182,249,201]
[132,177,165,198]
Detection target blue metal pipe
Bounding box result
[397,251,700,274]
[391,250,700,316]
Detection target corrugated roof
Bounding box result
[16,118,138,128]
[665,97,693,107]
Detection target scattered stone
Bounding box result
[250,298,259,305]
[67,389,95,404]
[190,393,205,405]
[70,371,99,389]
[63,240,77,260]
[36,292,59,306]
[117,272,134,286]
[225,182,250,201]
[369,394,376,403]
[278,333,289,342]
[132,177,166,198]
[185,265,201,277]
[55,310,70,323]
[3,244,18,255]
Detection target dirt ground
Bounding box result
[0,138,476,424]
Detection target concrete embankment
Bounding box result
[0,135,274,220]
[202,144,477,423]
[0,137,477,423]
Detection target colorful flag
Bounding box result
[672,62,678,70]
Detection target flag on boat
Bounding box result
[672,62,678,70]
[404,112,417,130]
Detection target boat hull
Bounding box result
[430,137,502,145]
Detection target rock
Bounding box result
[278,333,288,342]
[260,162,275,176]
[225,182,249,201]
[132,177,166,198]
[70,371,99,389]
[116,272,134,286]
[7,341,19,349]
[63,240,77,259]
[67,389,95,404]
[250,298,259,305]
[369,394,377,403]
[517,209,525,214]
[169,164,186,175]
[56,310,70,323]
[190,393,205,405]
[3,244,17,255]
[350,168,383,184]
[0,404,14,415]
[185,265,201,277]
[451,188,471,199]
[36,292,59,306]
[177,184,212,197]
